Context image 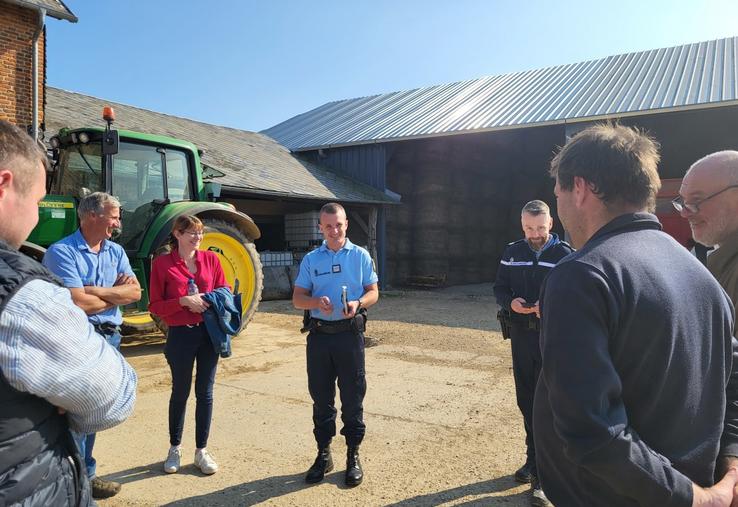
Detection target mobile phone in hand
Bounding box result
[521,301,536,308]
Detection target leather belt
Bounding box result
[94,323,120,335]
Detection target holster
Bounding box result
[300,310,313,334]
[351,307,368,333]
[497,308,512,340]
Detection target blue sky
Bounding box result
[47,0,738,132]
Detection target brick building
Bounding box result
[0,0,75,135]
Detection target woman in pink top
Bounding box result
[149,215,229,476]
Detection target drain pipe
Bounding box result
[31,8,46,141]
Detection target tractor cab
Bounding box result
[35,108,201,254]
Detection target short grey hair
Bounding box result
[78,192,120,219]
[521,200,550,216]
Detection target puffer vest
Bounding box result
[0,240,91,506]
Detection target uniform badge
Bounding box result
[332,264,341,273]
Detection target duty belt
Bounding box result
[308,318,354,334]
[300,308,368,335]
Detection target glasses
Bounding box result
[183,230,204,237]
[672,184,738,214]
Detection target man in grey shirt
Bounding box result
[0,119,137,506]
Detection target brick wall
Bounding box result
[0,3,45,131]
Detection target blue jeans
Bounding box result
[75,330,121,478]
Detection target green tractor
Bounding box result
[26,108,263,334]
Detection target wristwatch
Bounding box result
[356,299,363,310]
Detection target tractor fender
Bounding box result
[139,202,260,258]
[195,207,261,241]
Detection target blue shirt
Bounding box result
[295,238,378,321]
[42,229,134,326]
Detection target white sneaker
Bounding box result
[194,448,218,475]
[163,446,181,474]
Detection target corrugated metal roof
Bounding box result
[45,88,394,204]
[1,0,78,22]
[263,36,738,152]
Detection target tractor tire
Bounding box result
[121,312,159,335]
[192,218,263,334]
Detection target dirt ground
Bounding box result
[97,284,532,506]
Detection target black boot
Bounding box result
[514,461,534,483]
[305,446,333,483]
[345,446,363,487]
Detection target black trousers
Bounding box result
[306,329,366,448]
[510,322,542,472]
[165,324,219,449]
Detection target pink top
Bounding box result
[148,249,229,326]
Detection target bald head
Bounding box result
[680,150,738,246]
[687,151,738,184]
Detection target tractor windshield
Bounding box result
[112,142,192,211]
[57,142,104,196]
[112,142,193,252]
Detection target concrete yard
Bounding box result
[97,285,532,506]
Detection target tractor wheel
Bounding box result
[121,312,160,335]
[197,218,263,333]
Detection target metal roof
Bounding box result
[263,36,738,152]
[45,88,394,204]
[1,0,78,22]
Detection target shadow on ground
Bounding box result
[156,474,526,506]
[120,332,165,358]
[101,460,217,486]
[384,475,528,506]
[161,471,306,506]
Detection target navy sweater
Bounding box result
[533,213,738,507]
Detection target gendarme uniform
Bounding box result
[295,238,378,450]
[493,233,573,475]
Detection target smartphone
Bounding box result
[341,285,349,314]
[521,301,536,308]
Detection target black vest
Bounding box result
[0,241,91,506]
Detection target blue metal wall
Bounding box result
[307,144,387,189]
[302,144,388,287]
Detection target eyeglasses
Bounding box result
[183,230,204,237]
[672,184,738,214]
